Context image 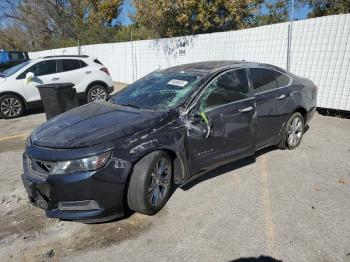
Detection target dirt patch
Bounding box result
[0,205,54,241]
[67,214,151,252]
[20,214,150,261]
[0,206,151,261]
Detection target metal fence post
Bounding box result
[287,0,295,71]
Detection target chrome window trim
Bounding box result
[202,96,255,113]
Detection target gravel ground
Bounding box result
[0,111,349,262]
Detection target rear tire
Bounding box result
[278,112,304,150]
[0,94,24,119]
[87,85,107,103]
[127,151,173,215]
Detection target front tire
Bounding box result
[278,112,304,150]
[0,94,24,119]
[87,85,107,103]
[127,151,173,215]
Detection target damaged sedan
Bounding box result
[22,61,317,222]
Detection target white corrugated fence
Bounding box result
[30,14,350,111]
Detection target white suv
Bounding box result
[0,55,114,119]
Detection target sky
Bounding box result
[118,0,311,25]
[117,0,135,25]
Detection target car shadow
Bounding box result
[23,107,45,117]
[229,256,283,262]
[317,107,350,119]
[181,146,277,191]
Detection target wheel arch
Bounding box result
[86,80,108,93]
[0,91,27,109]
[277,106,308,149]
[294,106,307,123]
[129,148,189,186]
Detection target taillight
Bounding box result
[100,67,110,76]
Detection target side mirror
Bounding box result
[187,110,212,139]
[26,72,35,83]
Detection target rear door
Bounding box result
[57,59,89,93]
[249,68,292,148]
[186,68,256,175]
[19,60,60,102]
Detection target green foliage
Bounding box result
[0,0,123,51]
[132,0,264,37]
[303,0,350,17]
[1,0,349,51]
[253,0,289,26]
[113,24,158,42]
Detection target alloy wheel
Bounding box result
[90,87,107,101]
[287,116,303,147]
[148,158,171,207]
[0,97,22,117]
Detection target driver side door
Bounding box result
[186,69,256,175]
[18,60,60,102]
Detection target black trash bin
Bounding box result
[37,83,79,120]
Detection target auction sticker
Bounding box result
[167,79,188,87]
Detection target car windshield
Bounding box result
[1,60,31,77]
[111,70,204,110]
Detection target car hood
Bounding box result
[32,101,166,149]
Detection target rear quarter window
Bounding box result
[250,68,277,93]
[275,72,291,87]
[93,59,103,65]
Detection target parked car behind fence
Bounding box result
[0,50,29,72]
[0,55,114,119]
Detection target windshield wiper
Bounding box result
[119,103,140,109]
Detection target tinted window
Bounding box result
[275,72,290,87]
[250,68,277,93]
[60,59,86,72]
[197,69,249,112]
[18,60,57,79]
[93,59,103,65]
[9,52,26,61]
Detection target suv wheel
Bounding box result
[127,151,173,215]
[278,112,304,150]
[87,85,107,102]
[0,94,24,119]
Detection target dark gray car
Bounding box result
[22,61,317,222]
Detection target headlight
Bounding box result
[50,151,111,175]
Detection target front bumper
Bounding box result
[22,152,131,222]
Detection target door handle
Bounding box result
[276,94,286,100]
[239,106,254,113]
[52,77,59,81]
[85,71,92,74]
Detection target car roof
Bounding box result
[43,55,89,59]
[31,55,95,63]
[162,60,287,74]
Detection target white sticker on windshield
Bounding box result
[167,79,188,87]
